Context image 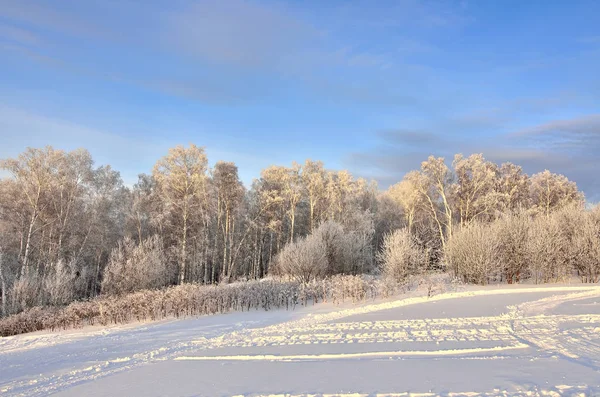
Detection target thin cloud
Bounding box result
[512,114,600,138]
[0,0,112,40]
[0,23,40,45]
[164,0,322,69]
[347,113,600,200]
[378,130,442,146]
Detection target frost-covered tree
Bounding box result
[302,160,327,232]
[386,178,422,233]
[497,162,530,212]
[530,170,583,217]
[453,153,500,225]
[213,161,245,280]
[153,144,208,284]
[378,228,427,282]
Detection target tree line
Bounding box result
[0,145,593,318]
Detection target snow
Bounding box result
[1,284,600,396]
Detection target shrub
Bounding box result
[275,234,327,283]
[492,213,530,284]
[9,274,44,314]
[377,228,427,282]
[0,274,447,337]
[101,235,174,295]
[572,209,600,283]
[275,221,375,282]
[527,213,571,284]
[44,260,79,306]
[445,222,498,285]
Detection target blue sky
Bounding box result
[1,0,599,198]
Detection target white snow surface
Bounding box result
[1,284,600,397]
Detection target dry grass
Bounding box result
[1,274,455,337]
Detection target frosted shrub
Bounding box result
[101,235,174,295]
[377,228,427,282]
[445,222,498,285]
[526,215,569,284]
[572,210,600,283]
[0,275,417,337]
[44,260,79,306]
[309,220,375,276]
[492,213,530,284]
[275,234,327,283]
[9,274,44,314]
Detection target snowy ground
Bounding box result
[1,284,599,396]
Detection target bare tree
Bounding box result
[0,245,6,317]
[530,170,583,217]
[153,144,208,284]
[386,178,422,233]
[453,153,499,226]
[213,161,245,280]
[302,160,327,232]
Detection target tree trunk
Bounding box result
[22,210,37,278]
[180,206,188,285]
[0,247,6,317]
[290,209,295,243]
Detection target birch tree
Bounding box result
[0,147,56,276]
[302,160,327,232]
[453,153,499,225]
[421,156,454,243]
[386,178,422,233]
[153,144,208,284]
[497,162,530,212]
[213,161,244,280]
[530,170,583,217]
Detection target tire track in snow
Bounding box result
[2,286,599,396]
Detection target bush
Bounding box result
[275,234,327,283]
[445,205,600,285]
[377,228,427,282]
[572,209,600,283]
[527,210,573,284]
[445,222,498,285]
[492,213,530,284]
[9,274,44,314]
[101,236,174,295]
[44,260,80,306]
[275,221,375,282]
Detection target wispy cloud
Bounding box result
[0,0,458,106]
[0,23,40,45]
[513,114,600,139]
[164,0,322,69]
[347,113,600,200]
[0,0,114,39]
